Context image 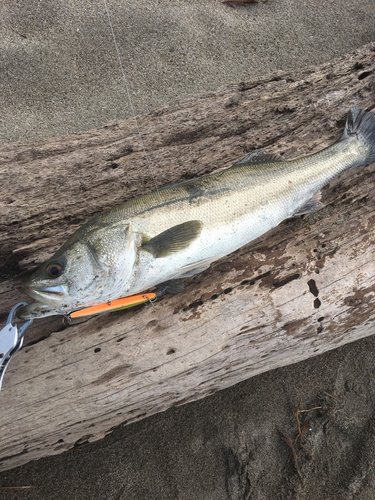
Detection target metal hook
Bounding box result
[0,303,33,391]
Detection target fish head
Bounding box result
[18,221,138,319]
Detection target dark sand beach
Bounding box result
[1,0,375,498]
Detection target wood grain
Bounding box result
[0,43,374,470]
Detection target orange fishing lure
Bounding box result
[69,293,156,318]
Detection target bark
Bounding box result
[0,43,374,471]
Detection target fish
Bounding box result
[18,106,375,319]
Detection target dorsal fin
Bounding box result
[233,149,286,166]
[142,220,203,258]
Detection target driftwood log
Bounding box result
[0,43,374,471]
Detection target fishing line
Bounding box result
[103,0,164,205]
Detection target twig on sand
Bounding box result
[322,391,340,402]
[277,398,322,478]
[0,486,35,489]
[223,0,268,8]
[277,427,302,479]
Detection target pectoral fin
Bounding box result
[142,220,203,258]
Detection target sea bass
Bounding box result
[18,107,375,319]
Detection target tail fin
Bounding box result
[340,107,375,164]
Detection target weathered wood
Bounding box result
[0,43,374,471]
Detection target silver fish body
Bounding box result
[18,107,375,319]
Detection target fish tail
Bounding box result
[340,107,375,166]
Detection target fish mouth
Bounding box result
[17,285,68,319]
[23,285,67,308]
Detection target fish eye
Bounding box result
[46,262,63,278]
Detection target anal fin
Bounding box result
[293,190,324,216]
